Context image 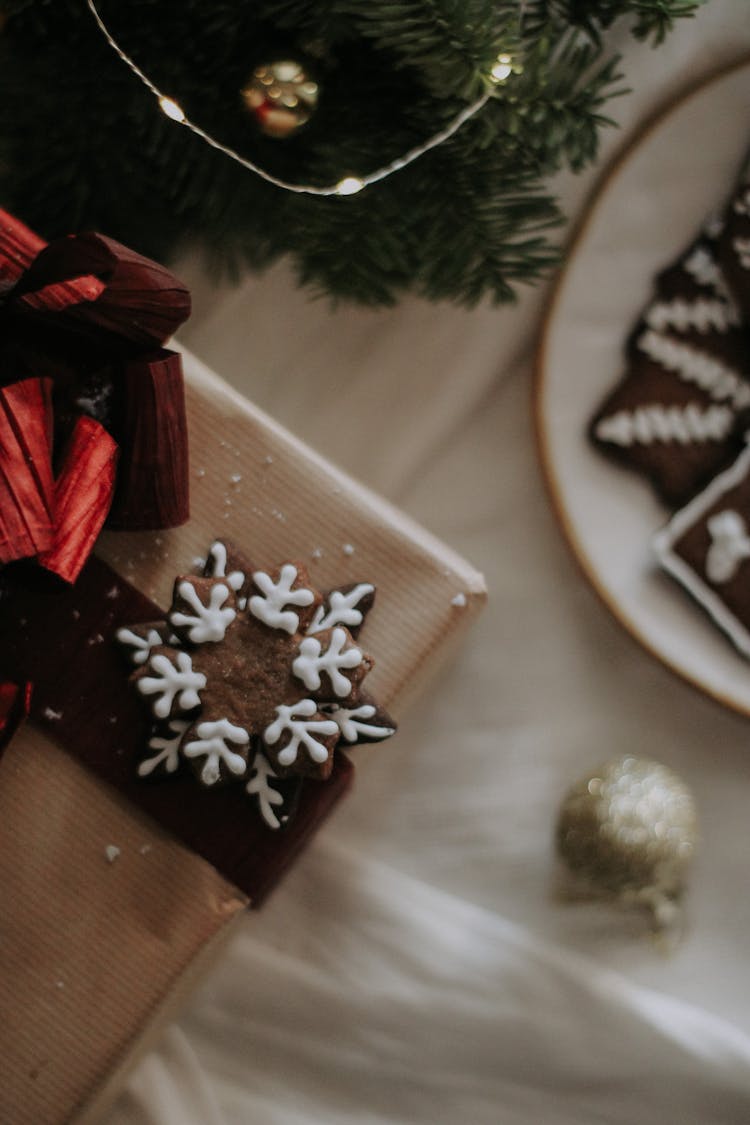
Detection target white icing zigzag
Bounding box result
[206,541,245,592]
[137,720,190,778]
[326,704,396,743]
[682,246,733,299]
[249,564,315,634]
[182,718,250,786]
[116,625,163,666]
[732,237,750,270]
[264,700,339,767]
[169,581,236,644]
[636,329,750,409]
[245,752,286,829]
[705,510,750,584]
[645,297,738,335]
[595,404,734,447]
[293,627,364,697]
[136,651,206,719]
[307,584,374,635]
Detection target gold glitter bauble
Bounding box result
[556,757,697,924]
[241,60,319,139]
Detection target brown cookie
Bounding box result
[653,443,750,657]
[590,228,750,507]
[120,542,396,820]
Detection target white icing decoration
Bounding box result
[293,627,363,697]
[116,625,163,666]
[732,236,750,270]
[137,651,206,719]
[636,329,750,409]
[245,752,285,829]
[325,704,395,743]
[645,297,738,334]
[169,580,235,643]
[307,583,374,635]
[705,510,750,583]
[595,404,734,447]
[182,718,250,786]
[264,700,338,767]
[682,246,732,298]
[654,444,750,659]
[206,541,245,592]
[137,719,189,777]
[249,564,315,634]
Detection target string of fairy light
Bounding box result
[86,0,520,197]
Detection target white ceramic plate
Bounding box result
[536,58,750,715]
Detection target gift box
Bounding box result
[0,338,486,1122]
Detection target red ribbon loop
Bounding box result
[0,210,192,581]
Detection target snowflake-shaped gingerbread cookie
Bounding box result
[117,540,396,829]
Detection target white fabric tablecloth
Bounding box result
[107,6,750,1122]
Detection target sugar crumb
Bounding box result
[104,845,121,864]
[43,707,63,721]
[451,593,467,608]
[342,543,355,556]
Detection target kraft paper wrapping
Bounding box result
[0,347,486,1124]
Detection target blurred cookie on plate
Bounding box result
[654,443,750,658]
[589,224,750,507]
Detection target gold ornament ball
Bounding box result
[555,756,698,908]
[242,60,319,139]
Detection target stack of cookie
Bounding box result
[590,165,750,657]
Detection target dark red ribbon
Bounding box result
[0,560,353,903]
[0,209,191,579]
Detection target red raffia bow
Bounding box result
[0,209,191,584]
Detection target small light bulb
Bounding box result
[490,54,513,83]
[336,176,364,196]
[159,96,186,123]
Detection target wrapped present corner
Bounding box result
[0,327,486,1122]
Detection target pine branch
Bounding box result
[524,0,705,44]
[0,0,706,306]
